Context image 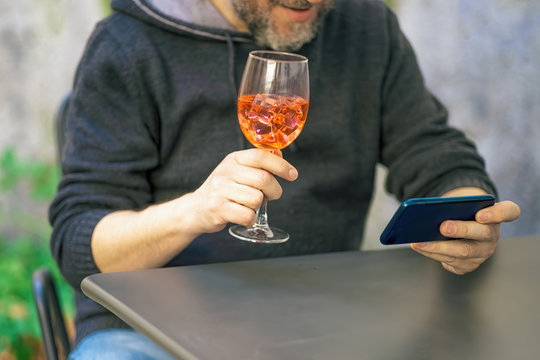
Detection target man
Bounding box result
[50,0,520,358]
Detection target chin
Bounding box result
[260,23,319,51]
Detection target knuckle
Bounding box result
[460,222,470,239]
[442,255,457,264]
[430,241,440,253]
[210,176,227,190]
[481,224,500,243]
[257,171,272,187]
[248,148,265,163]
[252,191,264,209]
[231,150,254,166]
[207,196,225,216]
[459,243,473,258]
[205,206,226,229]
[239,209,256,227]
[490,225,501,240]
[442,263,460,275]
[225,151,239,164]
[446,262,475,276]
[206,196,220,211]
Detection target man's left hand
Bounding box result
[411,197,521,275]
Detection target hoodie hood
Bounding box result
[111,0,253,43]
[146,0,236,30]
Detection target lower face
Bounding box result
[232,0,334,51]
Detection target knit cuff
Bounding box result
[425,173,498,200]
[62,209,112,287]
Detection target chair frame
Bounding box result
[32,268,71,360]
[32,93,73,359]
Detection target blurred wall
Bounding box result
[0,1,104,236]
[363,0,540,249]
[0,0,103,161]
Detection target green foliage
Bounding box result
[0,147,60,201]
[0,234,74,359]
[101,0,112,16]
[0,147,73,359]
[384,0,397,10]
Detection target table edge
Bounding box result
[81,277,198,360]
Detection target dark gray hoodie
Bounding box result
[49,0,496,346]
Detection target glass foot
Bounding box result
[229,225,289,244]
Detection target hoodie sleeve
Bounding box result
[379,9,497,200]
[48,22,159,289]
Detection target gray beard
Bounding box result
[232,0,334,51]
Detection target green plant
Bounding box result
[0,148,60,200]
[0,147,73,359]
[0,234,74,359]
[101,0,112,16]
[384,0,397,10]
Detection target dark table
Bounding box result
[81,236,540,359]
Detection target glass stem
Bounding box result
[250,149,274,237]
[251,196,274,237]
[254,197,269,227]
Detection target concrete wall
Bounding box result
[0,1,104,237]
[1,0,103,161]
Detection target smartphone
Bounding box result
[379,194,496,245]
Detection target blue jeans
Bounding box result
[68,329,175,360]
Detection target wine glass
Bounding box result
[229,50,309,244]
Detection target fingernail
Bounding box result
[289,168,298,180]
[445,222,456,236]
[414,242,429,250]
[478,211,490,222]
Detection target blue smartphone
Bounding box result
[380,194,496,245]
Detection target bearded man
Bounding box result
[50,0,520,358]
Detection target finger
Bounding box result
[231,166,283,200]
[441,262,459,274]
[411,239,495,260]
[441,262,477,276]
[412,246,460,264]
[439,220,500,242]
[221,201,257,228]
[476,201,521,224]
[413,247,485,274]
[226,183,264,211]
[234,149,298,181]
[200,198,256,231]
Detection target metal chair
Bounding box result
[32,268,71,360]
[55,93,70,162]
[32,94,72,359]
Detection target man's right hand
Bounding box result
[188,148,299,234]
[92,148,298,272]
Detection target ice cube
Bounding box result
[261,94,280,106]
[249,94,273,125]
[251,120,275,143]
[280,106,302,130]
[252,94,282,107]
